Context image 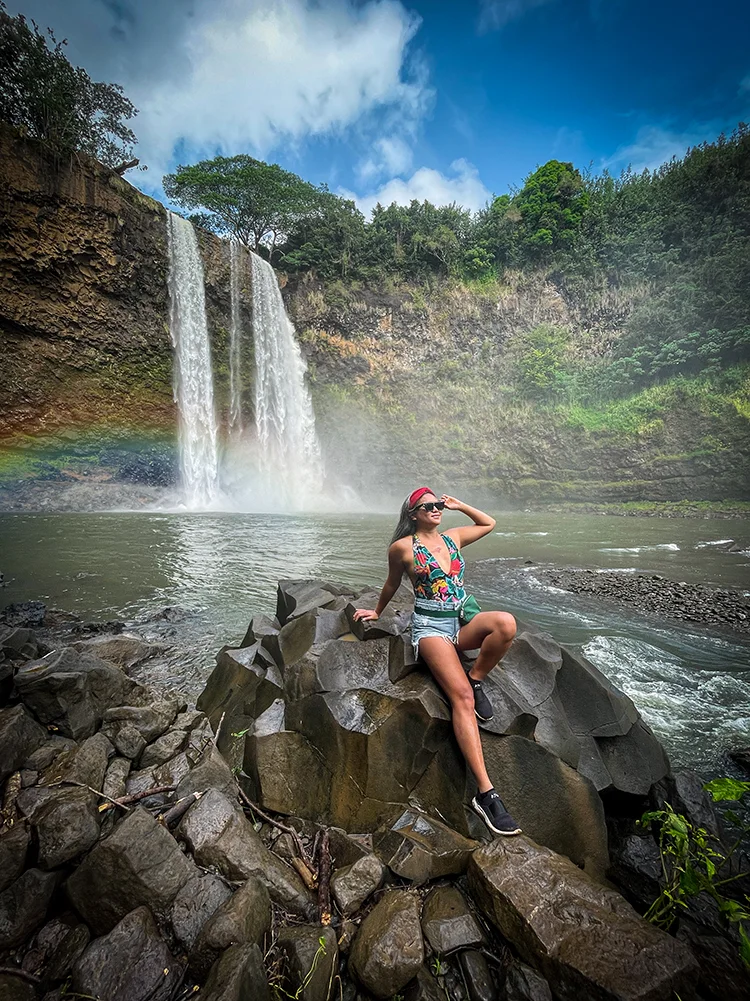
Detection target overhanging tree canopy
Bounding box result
[163,155,328,259]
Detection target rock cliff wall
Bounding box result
[1,125,747,508]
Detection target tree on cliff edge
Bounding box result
[0,3,137,168]
[163,155,328,261]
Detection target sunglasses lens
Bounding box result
[421,501,445,512]
[436,501,445,510]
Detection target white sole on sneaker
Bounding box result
[471,796,522,836]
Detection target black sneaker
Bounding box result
[468,676,493,721]
[471,791,522,836]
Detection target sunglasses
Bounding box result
[416,501,445,512]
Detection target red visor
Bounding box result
[408,486,434,508]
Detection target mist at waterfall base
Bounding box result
[165,214,359,514]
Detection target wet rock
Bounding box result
[0,973,37,1000]
[16,786,100,868]
[200,942,269,1001]
[173,708,207,732]
[124,752,191,808]
[278,609,351,667]
[556,646,639,738]
[71,634,164,672]
[479,732,610,880]
[0,823,30,893]
[468,837,697,1001]
[0,869,58,949]
[276,580,348,626]
[331,854,385,915]
[24,916,90,984]
[72,906,182,1001]
[595,718,670,796]
[139,728,186,768]
[0,602,46,629]
[606,819,663,912]
[15,648,136,739]
[349,889,424,999]
[649,769,722,838]
[39,732,113,790]
[102,756,131,801]
[404,966,449,1001]
[242,701,332,821]
[388,632,421,682]
[676,906,750,1001]
[101,699,183,745]
[170,873,231,951]
[729,747,750,772]
[196,645,283,768]
[67,807,198,934]
[178,788,314,918]
[374,808,478,882]
[111,723,147,761]
[1,627,39,662]
[458,949,498,1001]
[328,827,371,868]
[277,924,338,1001]
[504,960,553,1001]
[175,742,237,801]
[190,874,271,979]
[0,706,48,783]
[240,614,281,658]
[421,886,483,955]
[23,736,76,774]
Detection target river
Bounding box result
[1,510,748,770]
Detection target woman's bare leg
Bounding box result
[418,636,493,793]
[457,610,516,681]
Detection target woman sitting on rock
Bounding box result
[354,487,521,837]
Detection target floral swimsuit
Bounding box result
[411,533,466,655]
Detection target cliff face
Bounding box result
[0,126,747,508]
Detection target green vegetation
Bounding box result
[163,155,331,261]
[640,779,750,967]
[0,2,137,166]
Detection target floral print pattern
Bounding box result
[412,534,466,604]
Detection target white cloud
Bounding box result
[478,0,557,32]
[357,136,414,180]
[601,123,721,173]
[343,158,492,216]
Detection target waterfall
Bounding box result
[228,241,244,433]
[250,252,324,507]
[166,212,220,509]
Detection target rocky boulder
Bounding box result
[468,837,697,1001]
[349,889,424,999]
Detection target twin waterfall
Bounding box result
[166,212,325,511]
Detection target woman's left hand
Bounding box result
[440,494,463,510]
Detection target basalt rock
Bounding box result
[0,868,58,949]
[72,906,183,1001]
[178,787,315,919]
[24,915,90,986]
[330,853,385,916]
[67,807,198,934]
[373,807,479,882]
[458,949,498,1001]
[200,942,270,1001]
[421,885,484,955]
[15,647,136,739]
[276,924,338,1001]
[16,785,100,869]
[468,837,697,1001]
[0,706,47,783]
[171,873,232,952]
[349,889,424,999]
[189,874,271,979]
[0,823,30,893]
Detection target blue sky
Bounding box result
[8,0,750,214]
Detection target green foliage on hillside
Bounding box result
[0,2,137,166]
[163,155,331,260]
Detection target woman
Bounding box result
[354,487,521,836]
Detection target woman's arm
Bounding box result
[353,542,406,621]
[442,495,496,548]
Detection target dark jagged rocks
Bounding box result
[0,579,746,1001]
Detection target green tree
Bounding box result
[163,155,328,261]
[280,194,366,278]
[0,2,137,167]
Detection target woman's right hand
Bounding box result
[352,608,379,622]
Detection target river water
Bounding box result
[1,510,748,769]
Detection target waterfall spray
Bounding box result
[250,252,324,508]
[166,212,220,509]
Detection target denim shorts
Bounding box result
[411,602,461,659]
